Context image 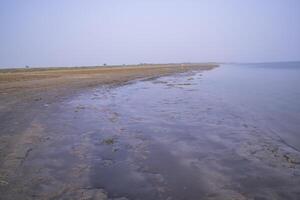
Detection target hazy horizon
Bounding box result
[1,0,300,68]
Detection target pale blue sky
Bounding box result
[0,0,299,68]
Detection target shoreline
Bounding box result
[0,63,217,92]
[0,63,218,179]
[0,63,217,112]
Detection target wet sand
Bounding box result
[1,63,299,199]
[0,64,219,199]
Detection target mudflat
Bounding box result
[1,63,299,200]
[0,63,218,200]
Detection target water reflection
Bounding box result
[65,63,300,199]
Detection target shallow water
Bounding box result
[8,63,300,199]
[61,62,300,199]
[202,62,300,151]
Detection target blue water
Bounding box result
[202,62,300,150]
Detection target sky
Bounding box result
[0,0,299,68]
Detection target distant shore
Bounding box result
[0,63,217,102]
[0,63,218,124]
